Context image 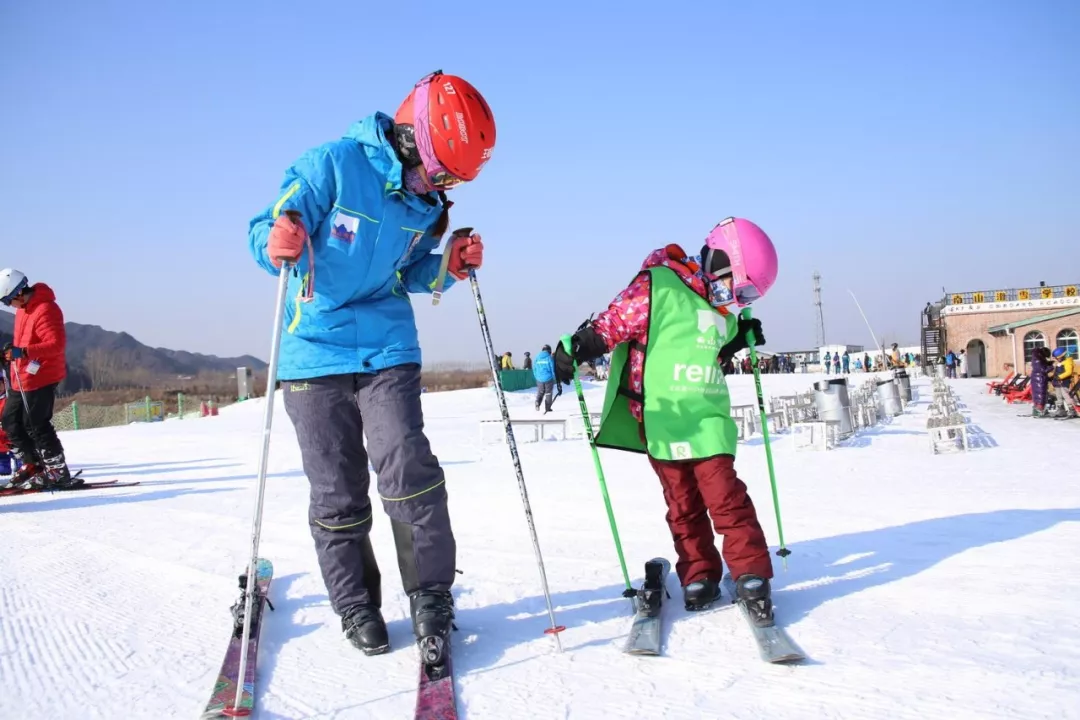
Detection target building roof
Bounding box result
[987,307,1080,334]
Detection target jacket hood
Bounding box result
[345,112,407,193]
[26,283,56,309]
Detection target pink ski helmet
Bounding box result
[701,217,778,308]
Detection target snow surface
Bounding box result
[2,374,1079,719]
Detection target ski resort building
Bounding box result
[921,282,1080,377]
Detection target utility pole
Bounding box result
[813,271,826,347]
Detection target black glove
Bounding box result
[553,320,608,385]
[1,342,23,363]
[718,317,765,366]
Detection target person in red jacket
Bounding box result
[0,268,79,489]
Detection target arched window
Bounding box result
[1024,331,1046,362]
[1057,328,1079,356]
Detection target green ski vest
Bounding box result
[594,266,740,461]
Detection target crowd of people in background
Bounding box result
[498,347,566,414]
[497,341,923,389]
[1029,347,1080,419]
[942,348,968,378]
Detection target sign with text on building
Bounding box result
[942,295,1080,316]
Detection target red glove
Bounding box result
[447,232,484,280]
[267,211,308,268]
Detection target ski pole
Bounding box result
[849,290,888,372]
[560,334,635,608]
[467,260,565,650]
[229,249,293,715]
[3,360,33,419]
[740,307,791,568]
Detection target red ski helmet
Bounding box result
[394,70,496,189]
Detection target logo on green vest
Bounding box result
[669,441,693,459]
[696,309,726,350]
[673,363,726,385]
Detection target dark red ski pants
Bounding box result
[647,453,773,586]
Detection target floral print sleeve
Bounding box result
[592,272,651,350]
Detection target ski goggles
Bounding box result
[702,273,735,308]
[702,267,762,309]
[427,168,466,190]
[1,279,28,306]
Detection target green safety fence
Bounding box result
[50,393,225,431]
[498,369,537,392]
[53,403,127,431]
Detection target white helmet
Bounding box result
[0,268,29,305]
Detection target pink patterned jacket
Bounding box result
[592,245,730,421]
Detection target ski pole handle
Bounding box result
[432,227,475,305]
[269,210,303,266]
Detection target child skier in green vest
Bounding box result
[553,217,779,625]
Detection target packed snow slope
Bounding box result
[2,374,1078,719]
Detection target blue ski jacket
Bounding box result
[533,350,556,383]
[248,113,456,380]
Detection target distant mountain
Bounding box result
[0,310,266,393]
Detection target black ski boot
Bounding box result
[44,454,81,488]
[342,604,390,656]
[683,577,721,611]
[735,574,774,627]
[410,589,455,665]
[22,455,81,491]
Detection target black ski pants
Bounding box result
[0,382,63,464]
[282,364,456,617]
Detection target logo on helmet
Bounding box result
[456,112,469,144]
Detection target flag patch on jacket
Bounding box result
[330,211,360,242]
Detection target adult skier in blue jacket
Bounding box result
[248,70,495,659]
[532,345,557,413]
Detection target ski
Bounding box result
[201,558,275,719]
[721,573,804,663]
[623,557,671,656]
[1,468,82,493]
[0,476,141,497]
[414,642,457,720]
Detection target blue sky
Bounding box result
[2,0,1077,363]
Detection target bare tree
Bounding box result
[84,348,119,388]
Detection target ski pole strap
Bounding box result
[432,227,473,306]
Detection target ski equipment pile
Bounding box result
[623,557,671,656]
[201,558,275,718]
[720,573,804,663]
